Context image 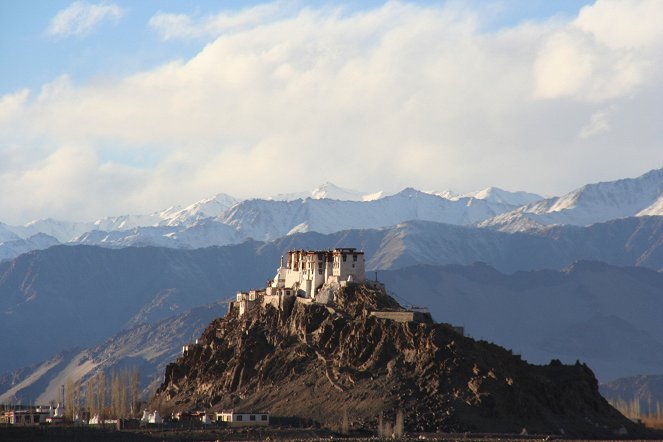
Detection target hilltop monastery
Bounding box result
[235,248,366,316]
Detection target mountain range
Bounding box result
[1,166,660,261]
[2,218,663,403]
[1,166,663,406]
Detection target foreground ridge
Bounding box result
[152,250,644,437]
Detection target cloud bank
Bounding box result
[2,0,663,223]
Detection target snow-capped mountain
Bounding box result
[1,184,537,252]
[269,182,384,202]
[161,193,240,226]
[2,170,662,257]
[480,167,663,231]
[218,187,527,241]
[0,233,60,261]
[7,218,93,243]
[0,222,20,242]
[91,193,241,231]
[426,187,543,206]
[459,187,543,206]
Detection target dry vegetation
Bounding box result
[609,398,663,429]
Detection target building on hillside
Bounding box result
[270,248,365,298]
[233,248,366,317]
[216,410,269,426]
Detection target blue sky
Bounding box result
[1,0,662,223]
[1,1,593,95]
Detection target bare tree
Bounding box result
[119,369,129,418]
[383,421,392,438]
[98,371,107,420]
[65,377,75,420]
[110,369,118,418]
[394,409,404,438]
[85,377,95,417]
[130,367,140,417]
[74,380,82,420]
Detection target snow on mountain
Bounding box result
[637,193,663,216]
[424,187,543,206]
[480,167,663,231]
[162,218,243,248]
[459,187,544,206]
[74,226,181,248]
[3,168,663,256]
[270,182,383,202]
[93,213,165,231]
[73,219,245,249]
[427,189,457,199]
[8,218,94,243]
[92,193,241,231]
[46,187,561,249]
[0,222,20,242]
[220,188,521,241]
[0,233,60,262]
[161,193,240,226]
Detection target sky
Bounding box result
[1,0,662,224]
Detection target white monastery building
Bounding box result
[235,248,366,316]
[272,248,365,298]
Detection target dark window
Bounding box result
[342,254,347,262]
[250,414,256,421]
[261,415,268,421]
[318,253,323,260]
[318,270,323,275]
[353,254,357,261]
[237,415,243,421]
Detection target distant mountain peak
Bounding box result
[269,182,384,202]
[396,187,426,197]
[459,187,544,206]
[481,166,663,232]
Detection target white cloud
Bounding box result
[47,1,124,37]
[0,89,29,123]
[148,2,292,40]
[2,0,663,223]
[575,0,663,49]
[579,107,614,139]
[533,0,662,101]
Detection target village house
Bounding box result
[216,410,269,426]
[0,404,63,426]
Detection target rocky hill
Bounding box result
[379,261,663,381]
[152,282,641,437]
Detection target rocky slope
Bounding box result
[379,261,663,381]
[153,283,641,436]
[0,302,228,405]
[0,242,280,372]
